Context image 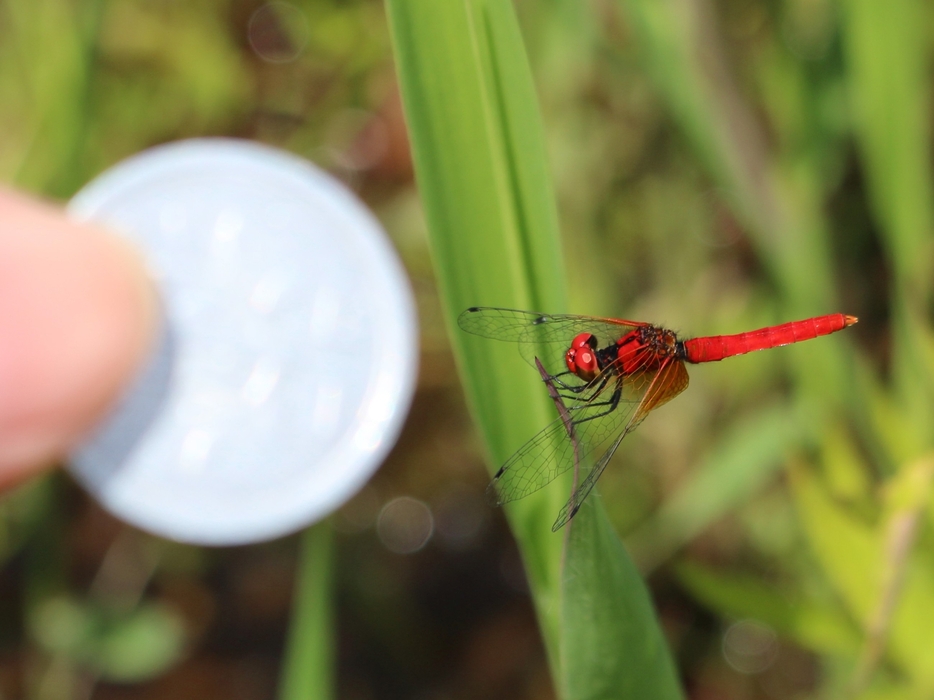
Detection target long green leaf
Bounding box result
[386,0,566,660]
[563,499,682,700]
[386,0,682,695]
[279,521,334,700]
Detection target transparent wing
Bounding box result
[487,374,635,505]
[489,346,688,509]
[458,307,647,375]
[551,358,690,531]
[458,307,647,342]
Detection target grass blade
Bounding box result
[841,0,934,453]
[279,521,334,700]
[386,0,683,695]
[387,0,569,665]
[563,499,683,700]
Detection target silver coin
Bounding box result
[67,139,418,545]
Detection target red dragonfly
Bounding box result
[458,307,857,531]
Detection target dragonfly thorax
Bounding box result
[565,326,684,382]
[616,326,682,374]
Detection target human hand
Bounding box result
[0,187,158,491]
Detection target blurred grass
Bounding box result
[0,0,933,697]
[279,521,334,700]
[842,0,934,462]
[626,401,806,571]
[606,0,934,695]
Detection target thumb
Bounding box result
[0,187,159,490]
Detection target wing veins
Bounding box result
[552,358,690,530]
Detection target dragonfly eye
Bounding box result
[570,332,597,350]
[565,343,599,380]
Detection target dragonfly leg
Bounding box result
[555,373,610,401]
[549,372,593,393]
[548,370,618,400]
[566,385,622,424]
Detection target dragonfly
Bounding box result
[458,306,858,532]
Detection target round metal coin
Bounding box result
[67,139,418,545]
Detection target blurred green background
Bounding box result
[0,0,930,698]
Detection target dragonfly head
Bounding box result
[565,332,599,381]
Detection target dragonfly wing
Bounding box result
[551,358,690,531]
[487,375,637,505]
[551,423,627,531]
[627,357,691,425]
[458,307,646,377]
[486,417,583,505]
[458,307,646,342]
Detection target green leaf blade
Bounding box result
[387,1,684,696]
[563,501,683,700]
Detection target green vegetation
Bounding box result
[386,0,681,695]
[1,0,932,698]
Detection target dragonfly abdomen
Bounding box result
[682,313,857,363]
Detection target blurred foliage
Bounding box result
[0,0,931,698]
[29,595,186,682]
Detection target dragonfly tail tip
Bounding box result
[844,315,858,327]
